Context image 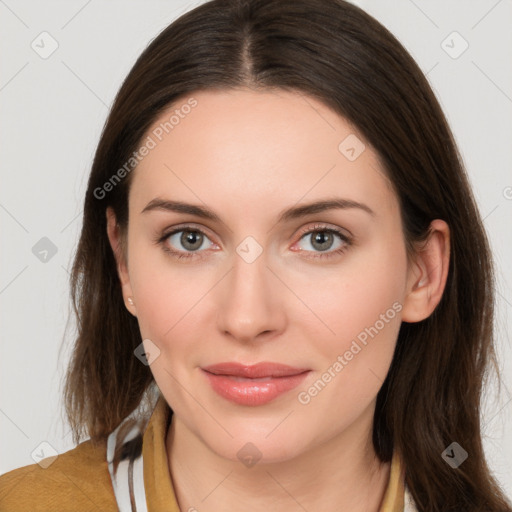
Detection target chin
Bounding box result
[201,426,310,466]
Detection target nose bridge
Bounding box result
[216,240,283,341]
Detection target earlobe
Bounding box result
[106,207,137,317]
[401,219,450,323]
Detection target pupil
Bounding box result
[312,231,332,251]
[182,231,202,251]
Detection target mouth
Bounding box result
[202,361,310,378]
[201,362,311,406]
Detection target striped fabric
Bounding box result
[404,486,418,511]
[106,382,161,512]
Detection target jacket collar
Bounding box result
[107,382,417,511]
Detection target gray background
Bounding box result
[1,0,511,499]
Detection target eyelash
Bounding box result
[154,223,352,261]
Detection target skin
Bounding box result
[107,88,450,511]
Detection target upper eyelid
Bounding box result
[296,222,351,239]
[162,222,347,236]
[161,223,216,241]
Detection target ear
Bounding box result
[106,207,137,317]
[401,219,450,322]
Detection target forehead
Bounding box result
[130,88,397,221]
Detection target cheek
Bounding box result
[127,242,190,345]
[127,242,221,372]
[293,239,406,424]
[289,232,407,364]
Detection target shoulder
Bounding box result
[0,437,118,511]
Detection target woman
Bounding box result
[1,0,510,511]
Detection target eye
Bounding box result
[292,224,351,259]
[156,226,217,260]
[155,223,352,261]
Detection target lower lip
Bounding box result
[202,369,310,406]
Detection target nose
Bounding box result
[215,246,286,344]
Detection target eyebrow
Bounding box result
[140,197,375,222]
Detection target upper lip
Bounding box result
[202,362,310,378]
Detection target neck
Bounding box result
[166,406,391,512]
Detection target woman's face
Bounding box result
[110,88,419,463]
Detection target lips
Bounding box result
[201,362,311,406]
[202,361,310,378]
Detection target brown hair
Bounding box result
[63,0,511,510]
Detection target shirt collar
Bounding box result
[108,386,414,512]
[142,391,180,511]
